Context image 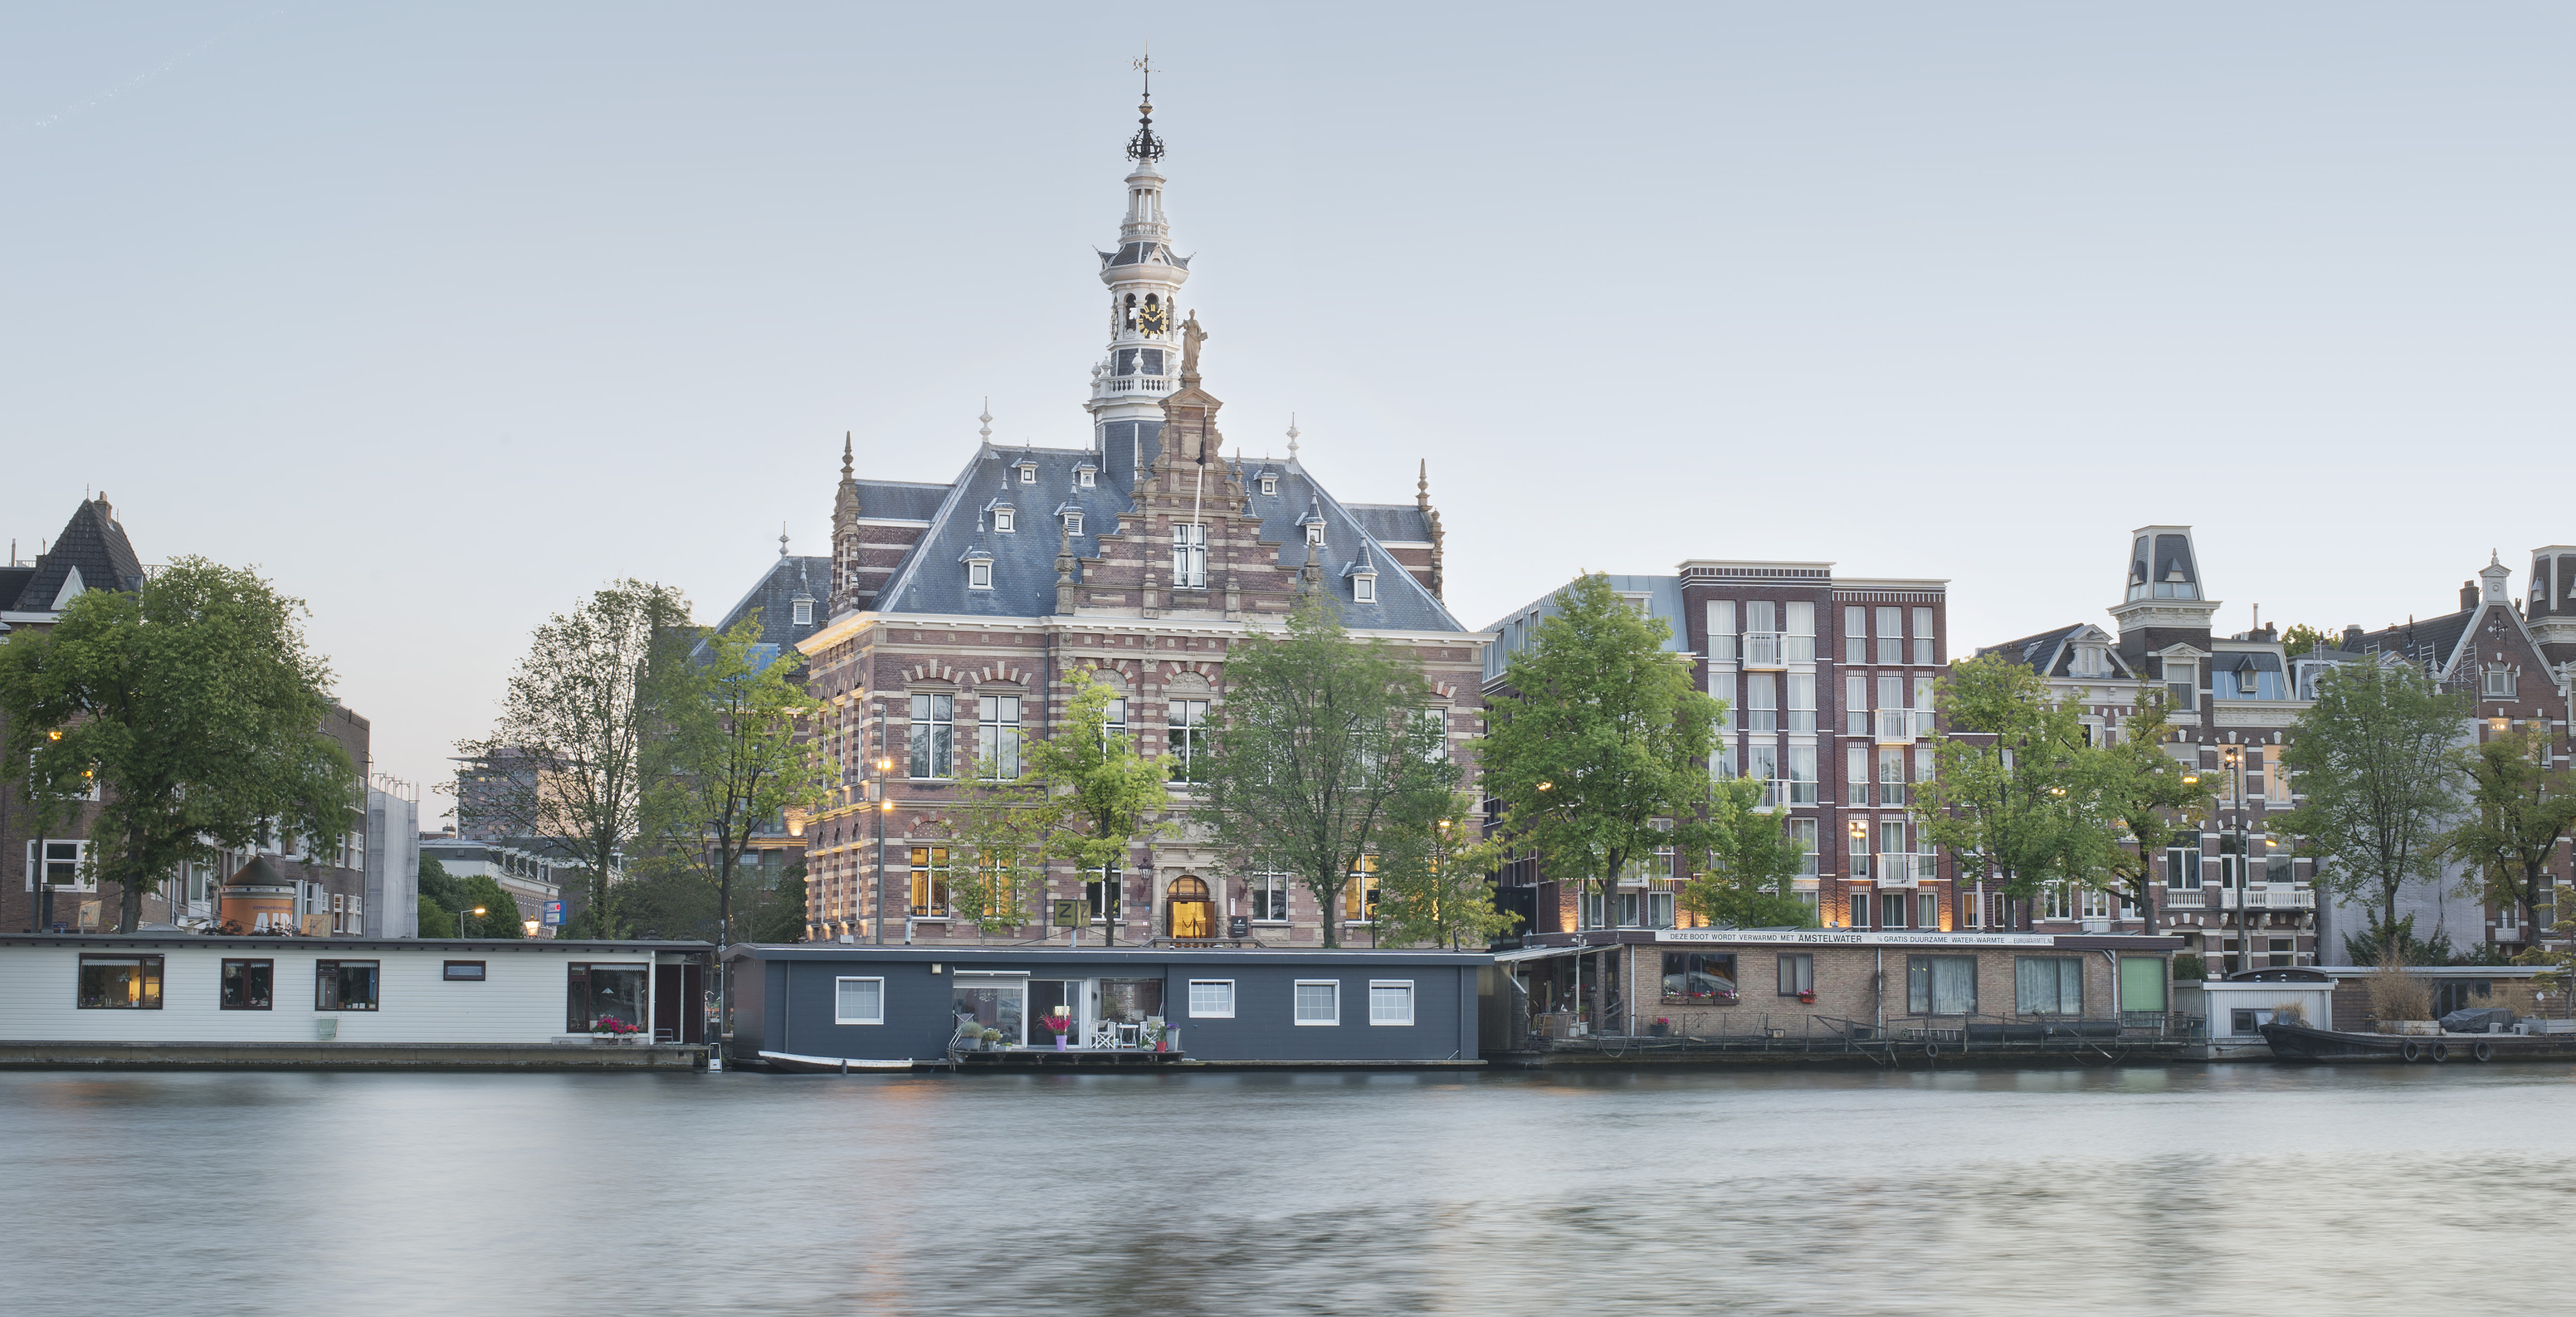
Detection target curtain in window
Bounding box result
[1908,955,1976,1014]
[2015,957,2083,1014]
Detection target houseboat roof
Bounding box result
[728,943,1491,967]
[0,934,715,954]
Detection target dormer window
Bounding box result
[1354,573,1378,603]
[1305,524,1324,547]
[994,508,1015,533]
[1078,469,1095,489]
[1017,464,1037,485]
[1064,512,1083,536]
[1261,476,1277,497]
[968,560,993,590]
[792,598,814,626]
[2483,666,2515,697]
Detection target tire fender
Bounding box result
[2429,1041,2450,1064]
[2400,1040,2422,1063]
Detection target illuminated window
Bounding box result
[909,847,950,917]
[76,954,162,1009]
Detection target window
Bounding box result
[567,963,647,1032]
[1261,475,1277,496]
[2166,661,2197,711]
[1294,980,1339,1025]
[1744,675,1778,732]
[1912,608,1935,665]
[1017,465,1036,485]
[910,846,951,917]
[1785,602,1816,661]
[27,838,91,891]
[1661,952,1739,1003]
[1876,607,1904,665]
[1250,863,1292,922]
[967,559,993,590]
[1788,817,1818,876]
[1305,523,1324,547]
[1647,890,1676,928]
[1746,744,1780,805]
[1173,522,1207,588]
[1788,745,1817,805]
[1918,891,1939,929]
[1087,861,1121,922]
[1343,855,1378,922]
[1354,573,1377,603]
[1846,745,1870,807]
[994,507,1016,533]
[1180,979,1237,1019]
[1849,890,1871,929]
[1778,954,1815,996]
[1168,700,1209,783]
[979,695,1022,780]
[835,976,885,1025]
[2166,846,2202,889]
[442,960,486,982]
[1788,674,1816,732]
[1844,606,1867,664]
[1078,467,1095,488]
[1877,748,1905,807]
[1905,955,1977,1015]
[2015,957,2084,1014]
[953,973,1026,1045]
[316,959,381,1012]
[1706,601,1738,661]
[792,598,814,626]
[76,954,162,1009]
[1064,512,1083,536]
[2483,666,2515,697]
[910,693,954,778]
[1368,980,1415,1025]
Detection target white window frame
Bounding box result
[993,507,1015,533]
[1368,979,1415,1027]
[968,560,993,590]
[1078,468,1095,489]
[1187,979,1236,1019]
[1064,511,1083,536]
[1017,464,1037,485]
[26,839,94,892]
[833,976,885,1025]
[1305,523,1324,547]
[1354,572,1377,603]
[792,598,814,626]
[1261,475,1277,496]
[1293,979,1340,1026]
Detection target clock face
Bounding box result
[1136,301,1167,335]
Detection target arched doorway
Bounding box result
[1166,876,1212,939]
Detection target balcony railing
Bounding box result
[2215,887,2314,911]
[1094,374,1175,397]
[1743,632,1784,667]
[1876,852,1937,888]
[2164,890,2207,910]
[1875,709,1918,743]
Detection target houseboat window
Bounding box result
[1905,955,1976,1016]
[220,958,273,1009]
[1028,980,1070,1032]
[1097,978,1162,1026]
[316,959,380,1012]
[567,963,647,1032]
[442,961,486,982]
[77,954,162,1009]
[2118,958,2168,1012]
[1293,980,1339,1026]
[1777,954,1814,996]
[1188,979,1235,1018]
[1661,953,1738,1004]
[835,976,884,1025]
[2015,957,2084,1015]
[1368,980,1414,1027]
[952,973,1025,1045]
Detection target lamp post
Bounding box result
[457,904,485,939]
[2222,745,2247,974]
[874,754,894,944]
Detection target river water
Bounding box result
[5,1064,2572,1316]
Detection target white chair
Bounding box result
[1086,1022,1121,1050]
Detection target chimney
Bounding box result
[2340,625,2364,651]
[2461,581,2478,611]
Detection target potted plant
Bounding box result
[1044,1007,1076,1050]
[591,1016,641,1042]
[1648,1017,1671,1037]
[980,1027,1004,1051]
[1797,989,1817,1006]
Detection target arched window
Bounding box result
[1166,876,1212,939]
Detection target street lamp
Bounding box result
[2221,745,2248,975]
[457,905,485,939]
[874,754,895,945]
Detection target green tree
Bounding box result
[2095,692,2208,932]
[1021,671,1173,944]
[747,861,808,943]
[455,875,526,939]
[417,898,456,939]
[459,580,692,940]
[0,559,356,932]
[2442,724,2576,939]
[1481,573,1722,947]
[417,856,466,913]
[937,761,1053,938]
[637,608,832,963]
[1193,595,1447,948]
[2281,624,2333,659]
[1916,652,2125,915]
[1679,776,1814,929]
[2276,660,2467,937]
[1373,791,1520,949]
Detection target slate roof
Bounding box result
[865,443,1466,632]
[1979,622,2136,680]
[851,480,952,523]
[1346,504,1434,544]
[2349,608,2476,676]
[11,497,144,612]
[701,554,831,669]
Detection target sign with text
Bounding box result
[1052,900,1090,929]
[541,901,564,927]
[1656,928,2059,948]
[1227,915,1250,940]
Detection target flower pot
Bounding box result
[1055,1035,1068,1051]
[1648,1022,1670,1037]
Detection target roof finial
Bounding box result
[1286,412,1300,458]
[978,399,993,443]
[779,522,791,558]
[1127,51,1164,162]
[1416,459,1430,512]
[841,432,853,480]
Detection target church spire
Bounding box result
[829,432,866,617]
[1089,65,1191,476]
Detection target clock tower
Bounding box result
[1087,76,1193,486]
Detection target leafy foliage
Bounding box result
[1373,791,1519,949]
[2276,660,2467,934]
[1193,596,1447,947]
[458,580,692,940]
[1480,574,1722,928]
[456,875,525,939]
[2280,624,2333,659]
[1680,777,1813,929]
[0,559,355,932]
[2340,912,2455,968]
[1916,653,2125,903]
[2094,693,2208,929]
[2442,724,2576,939]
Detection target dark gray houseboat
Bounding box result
[724,944,1490,1071]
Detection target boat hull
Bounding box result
[753,1051,917,1074]
[2258,1022,2576,1063]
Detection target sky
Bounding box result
[7,4,2575,820]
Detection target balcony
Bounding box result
[1743,632,1784,668]
[1093,374,1175,398]
[1876,853,1936,888]
[2164,890,2207,910]
[1875,709,1919,744]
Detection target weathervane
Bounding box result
[1126,51,1165,163]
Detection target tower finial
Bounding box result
[1417,459,1429,511]
[841,431,853,479]
[1286,412,1300,458]
[780,521,791,558]
[978,399,993,443]
[1127,51,1164,162]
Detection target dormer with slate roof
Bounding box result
[6,495,147,618]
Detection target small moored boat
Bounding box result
[2258,1022,2576,1064]
[754,1051,917,1074]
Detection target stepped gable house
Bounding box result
[788,90,1485,947]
